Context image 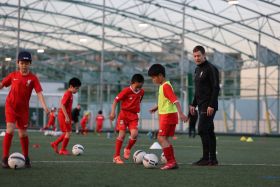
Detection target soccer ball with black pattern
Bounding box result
[8,152,25,169]
[143,153,158,169]
[72,144,85,156]
[133,150,146,164]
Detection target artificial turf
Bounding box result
[0,132,280,187]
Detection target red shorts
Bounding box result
[5,105,29,130]
[96,123,103,132]
[116,110,138,131]
[58,112,72,132]
[158,113,178,137]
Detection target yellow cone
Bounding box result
[240,136,247,142]
[246,137,254,142]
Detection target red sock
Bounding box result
[2,132,13,158]
[125,138,137,150]
[114,138,123,157]
[53,133,65,145]
[20,136,29,157]
[163,146,173,163]
[169,145,176,163]
[61,137,69,150]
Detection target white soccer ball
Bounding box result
[72,144,84,156]
[133,150,146,164]
[8,152,25,169]
[160,152,167,164]
[44,130,51,136]
[143,153,158,169]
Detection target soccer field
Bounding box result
[0,132,280,187]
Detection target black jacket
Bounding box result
[191,60,220,111]
[72,108,80,123]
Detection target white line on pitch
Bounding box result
[32,160,280,166]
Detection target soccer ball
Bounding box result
[143,153,158,169]
[160,152,167,164]
[8,152,25,169]
[72,144,85,156]
[44,130,50,136]
[133,150,146,164]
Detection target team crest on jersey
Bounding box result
[26,79,32,87]
[120,120,124,125]
[129,96,133,100]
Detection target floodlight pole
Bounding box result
[277,59,280,133]
[100,0,105,111]
[16,0,21,65]
[256,32,261,135]
[180,2,186,131]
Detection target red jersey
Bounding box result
[115,86,144,113]
[58,90,73,119]
[2,71,42,113]
[95,114,104,125]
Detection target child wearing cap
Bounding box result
[0,51,50,168]
[51,77,81,155]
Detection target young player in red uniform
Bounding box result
[80,112,90,135]
[51,77,81,155]
[95,110,104,135]
[1,51,50,168]
[42,107,57,131]
[148,64,188,170]
[110,74,144,164]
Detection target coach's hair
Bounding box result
[69,77,81,87]
[193,45,205,54]
[131,74,144,83]
[148,64,165,77]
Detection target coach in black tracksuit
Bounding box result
[190,45,220,166]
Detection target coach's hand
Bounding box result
[190,105,196,115]
[207,106,214,116]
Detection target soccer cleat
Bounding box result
[192,158,209,166]
[25,157,31,168]
[123,148,131,160]
[51,142,59,154]
[113,156,124,164]
[208,159,219,166]
[160,162,179,170]
[59,149,70,155]
[1,157,9,169]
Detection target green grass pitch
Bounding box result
[0,132,280,187]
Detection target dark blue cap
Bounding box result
[18,51,32,61]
